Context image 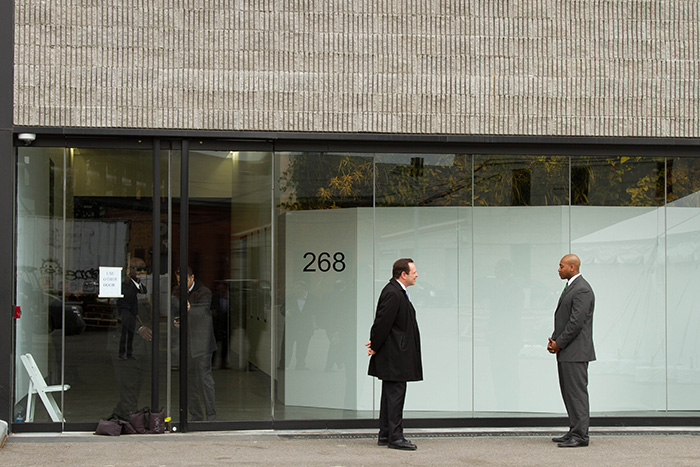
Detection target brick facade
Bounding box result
[13,0,700,136]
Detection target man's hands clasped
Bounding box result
[365,341,376,356]
[547,337,560,354]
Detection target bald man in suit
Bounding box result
[548,254,596,448]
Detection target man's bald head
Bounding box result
[558,254,581,280]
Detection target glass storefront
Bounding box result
[15,145,176,424]
[13,141,700,429]
[184,148,273,423]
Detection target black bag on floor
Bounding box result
[148,408,165,434]
[95,419,121,436]
[129,409,148,434]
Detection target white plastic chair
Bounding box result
[20,353,70,422]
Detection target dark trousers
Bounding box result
[119,312,137,358]
[188,353,216,421]
[558,361,590,441]
[379,380,407,442]
[111,353,147,419]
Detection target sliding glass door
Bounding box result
[14,142,177,425]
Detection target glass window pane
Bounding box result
[571,155,666,413]
[572,156,664,207]
[68,148,155,422]
[666,157,700,411]
[376,154,471,207]
[373,154,471,417]
[180,150,273,422]
[15,147,67,423]
[475,155,568,207]
[275,152,373,420]
[15,146,161,424]
[472,155,569,414]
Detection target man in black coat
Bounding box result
[117,257,149,360]
[366,258,423,451]
[548,254,596,448]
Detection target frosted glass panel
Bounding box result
[666,157,700,410]
[374,207,465,412]
[283,209,358,409]
[572,206,666,412]
[275,152,373,420]
[667,204,700,410]
[472,206,569,413]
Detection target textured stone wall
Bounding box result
[13,0,700,137]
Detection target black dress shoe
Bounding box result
[377,437,388,446]
[388,439,417,451]
[552,434,572,443]
[557,437,589,448]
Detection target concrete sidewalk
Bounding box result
[2,428,700,466]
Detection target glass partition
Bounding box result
[472,155,569,414]
[666,157,700,411]
[373,153,471,416]
[181,149,272,422]
[15,147,67,423]
[14,146,171,424]
[274,152,373,420]
[67,147,157,423]
[571,156,666,414]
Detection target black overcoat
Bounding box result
[368,278,423,382]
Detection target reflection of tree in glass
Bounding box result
[279,153,373,210]
[667,157,700,205]
[475,155,667,207]
[281,153,685,210]
[375,154,471,207]
[572,156,664,207]
[474,155,568,207]
[280,153,473,209]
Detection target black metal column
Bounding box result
[151,139,161,411]
[0,0,14,425]
[178,139,189,431]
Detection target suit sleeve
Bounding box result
[555,288,593,349]
[369,289,400,353]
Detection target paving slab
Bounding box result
[2,428,700,466]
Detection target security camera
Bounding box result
[18,133,36,145]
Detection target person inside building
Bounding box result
[211,281,231,370]
[173,266,217,421]
[109,257,153,420]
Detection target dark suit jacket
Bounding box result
[174,280,217,359]
[552,276,596,362]
[368,278,423,382]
